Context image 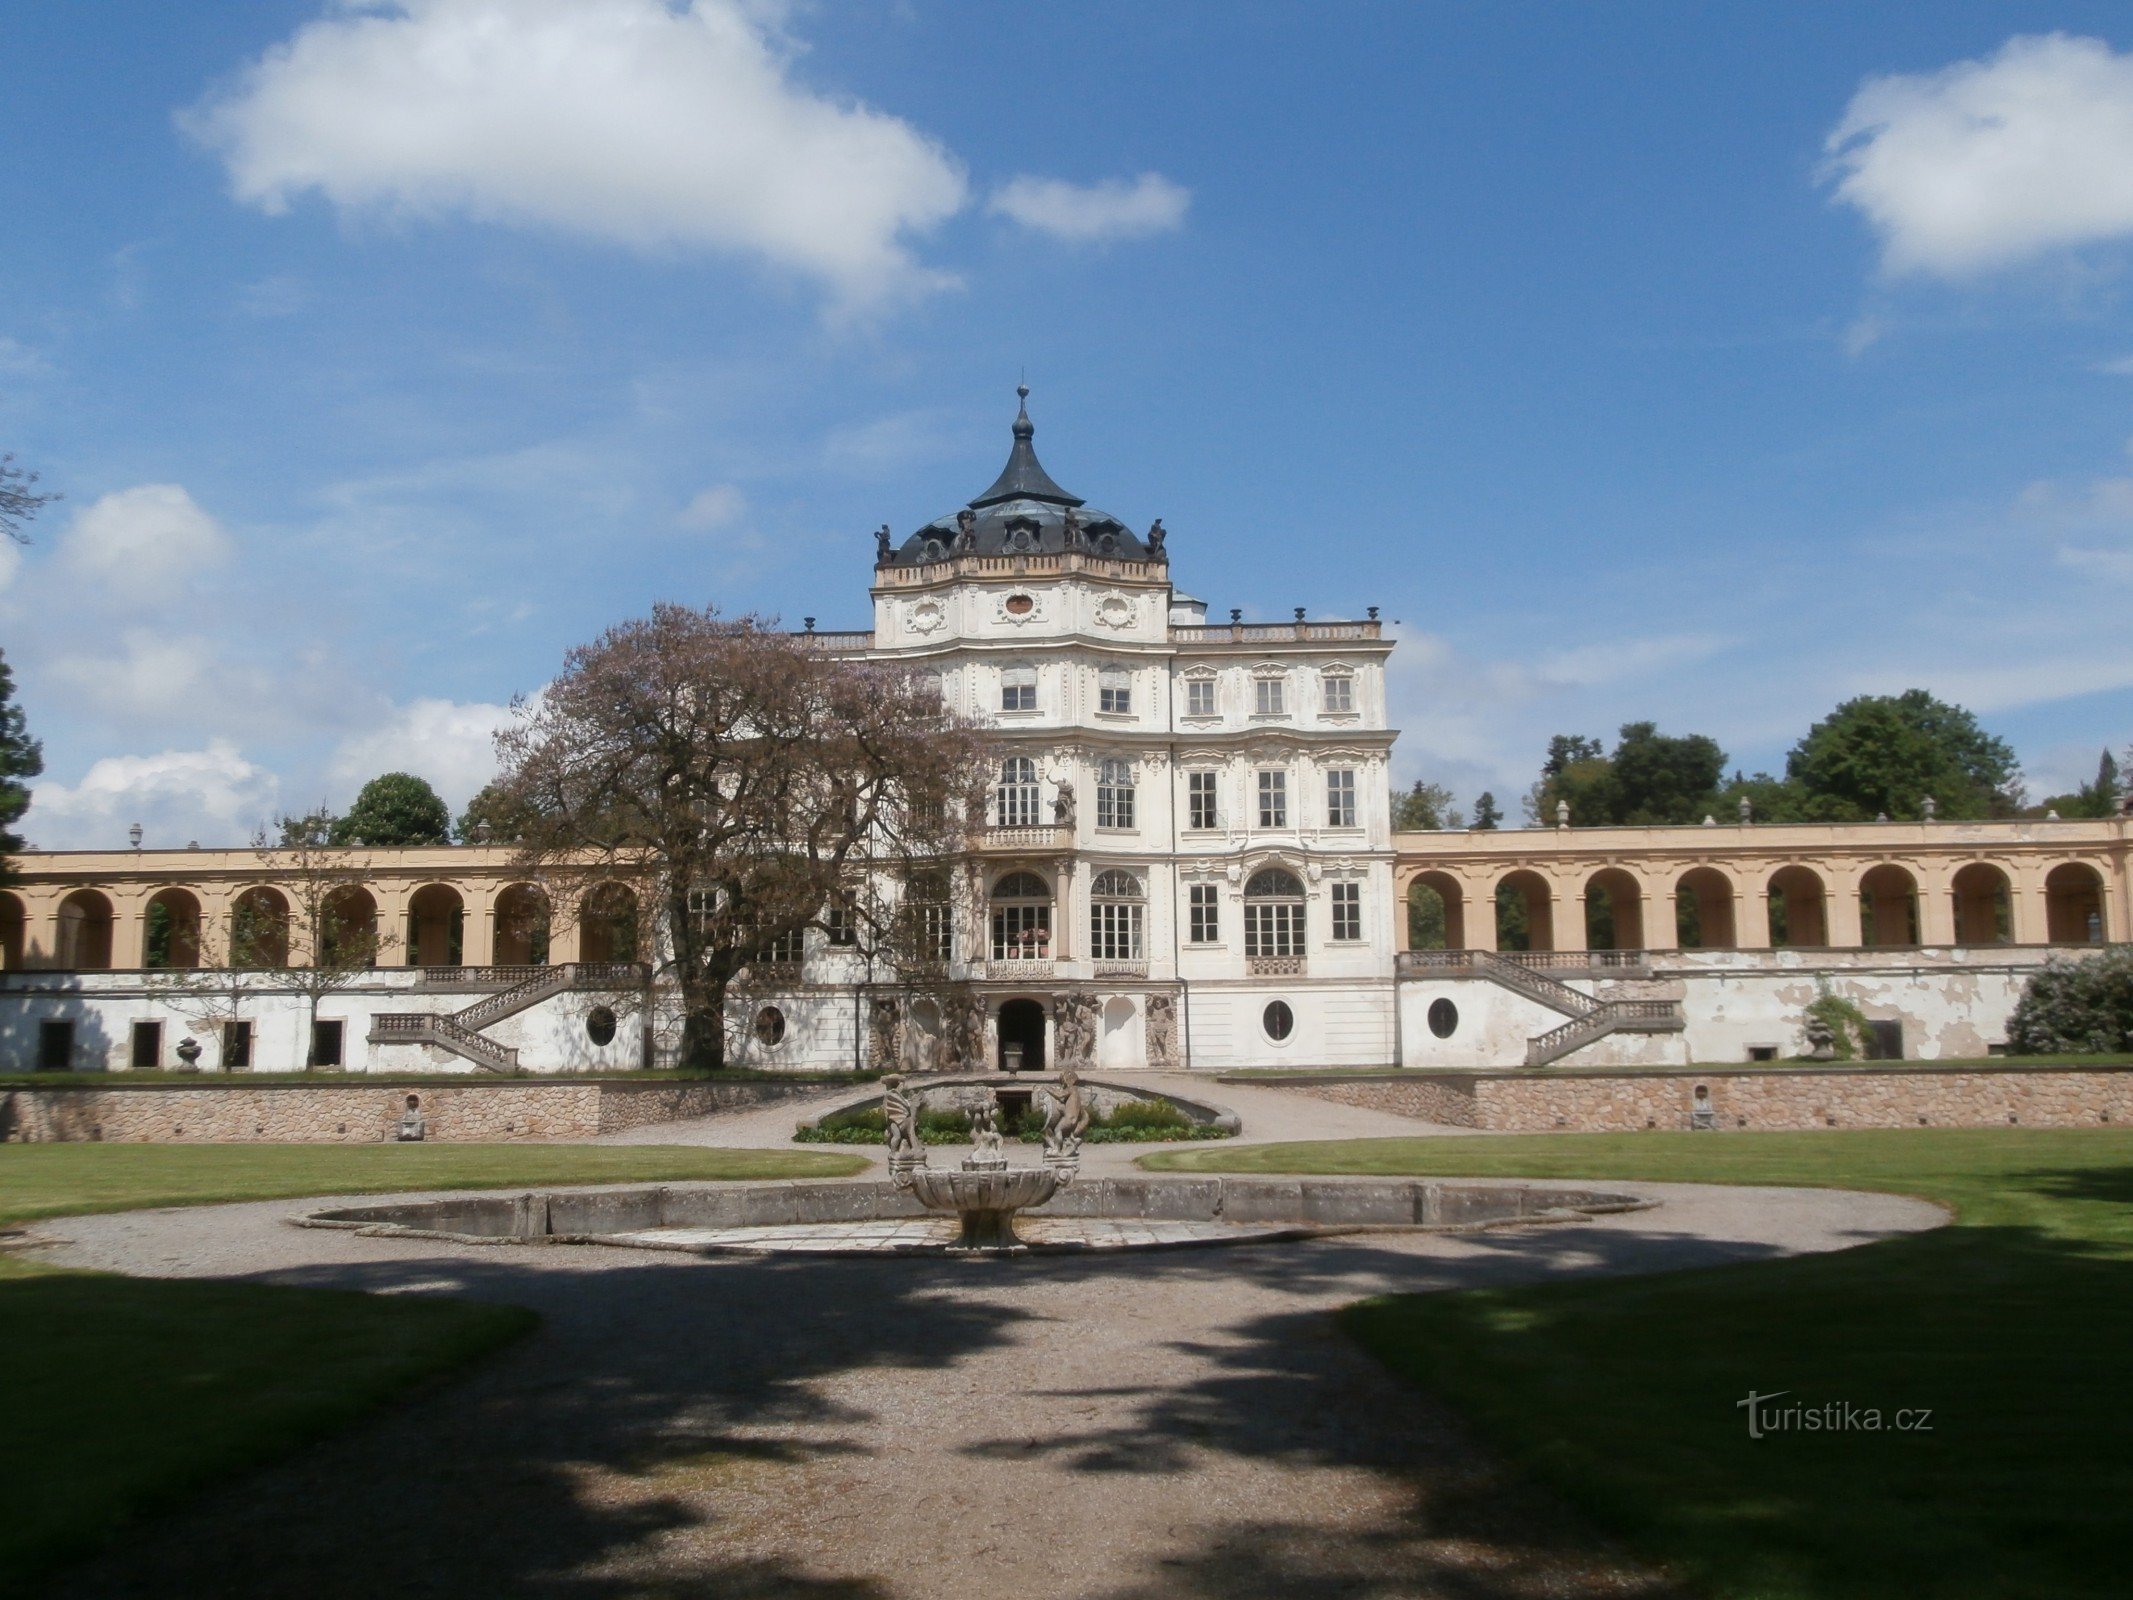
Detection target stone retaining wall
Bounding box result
[0,1077,841,1144]
[1263,1066,2133,1133]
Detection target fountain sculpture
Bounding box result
[887,1071,1087,1252]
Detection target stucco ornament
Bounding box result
[1095,593,1134,629]
[907,600,945,636]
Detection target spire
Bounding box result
[969,383,1083,509]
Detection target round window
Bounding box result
[754,1006,787,1047]
[1427,998,1458,1039]
[586,1006,617,1047]
[1262,1000,1294,1042]
[1005,593,1034,615]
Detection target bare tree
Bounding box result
[258,809,400,1069]
[142,891,286,1069]
[489,604,990,1072]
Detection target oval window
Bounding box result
[1262,1000,1294,1042]
[754,1006,787,1047]
[586,1006,617,1047]
[1427,998,1458,1040]
[1005,593,1034,615]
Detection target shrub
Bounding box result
[1802,991,1872,1061]
[2007,948,2133,1054]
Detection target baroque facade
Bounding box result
[1,394,2126,1076]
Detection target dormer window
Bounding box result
[1001,665,1036,713]
[1098,667,1132,716]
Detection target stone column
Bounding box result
[1825,868,1865,949]
[1915,864,1956,946]
[1734,883,1771,949]
[1551,886,1587,954]
[111,890,152,970]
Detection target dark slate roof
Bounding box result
[883,387,1161,566]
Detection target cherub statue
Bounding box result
[883,1074,920,1158]
[1053,781,1076,827]
[953,508,977,551]
[1062,506,1082,548]
[967,1089,1007,1168]
[1145,518,1166,556]
[1038,1066,1090,1163]
[873,524,894,562]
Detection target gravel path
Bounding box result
[29,1175,1943,1599]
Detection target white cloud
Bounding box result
[326,697,513,810]
[27,740,280,850]
[1826,34,2133,277]
[184,0,968,304]
[677,482,747,530]
[988,172,1191,243]
[0,336,50,377]
[2093,354,2133,375]
[59,484,231,602]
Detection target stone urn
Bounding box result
[174,1036,203,1073]
[908,1164,1060,1251]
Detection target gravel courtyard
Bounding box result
[27,1173,1942,1599]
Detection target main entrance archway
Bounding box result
[997,998,1046,1073]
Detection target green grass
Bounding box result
[1146,1129,2133,1600]
[0,1067,876,1088]
[1215,1054,2133,1078]
[0,1141,866,1590]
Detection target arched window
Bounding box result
[1096,759,1136,830]
[1090,870,1145,961]
[231,887,290,969]
[580,883,638,963]
[56,889,115,970]
[1244,868,1306,958]
[493,883,552,965]
[143,888,202,969]
[1858,865,1919,948]
[2046,863,2107,943]
[1767,866,1827,947]
[1406,873,1463,950]
[1950,863,2013,946]
[406,883,465,968]
[996,756,1041,827]
[990,870,1052,961]
[317,886,379,969]
[0,890,24,969]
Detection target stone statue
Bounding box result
[396,1094,427,1142]
[1145,993,1179,1068]
[968,1089,1007,1169]
[1145,518,1166,556]
[873,524,893,562]
[1803,1014,1837,1062]
[1062,506,1082,548]
[883,1073,926,1186]
[1053,781,1076,827]
[1038,1067,1090,1164]
[958,995,990,1071]
[868,996,901,1072]
[1054,994,1097,1066]
[953,508,977,551]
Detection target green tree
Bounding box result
[2006,947,2133,1054]
[1471,791,1502,830]
[1786,690,2022,821]
[1529,724,1726,825]
[2032,750,2122,819]
[330,773,451,847]
[1392,780,1463,831]
[0,648,42,871]
[455,780,543,844]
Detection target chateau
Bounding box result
[2,395,2126,1079]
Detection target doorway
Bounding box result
[997,999,1046,1073]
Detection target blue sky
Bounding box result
[7,1,2133,846]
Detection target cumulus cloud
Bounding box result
[182,0,968,304]
[326,696,513,810]
[1826,34,2133,277]
[677,482,747,531]
[27,740,280,850]
[59,483,231,602]
[988,172,1191,243]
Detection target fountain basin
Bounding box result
[908,1165,1060,1250]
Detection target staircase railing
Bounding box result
[372,961,649,1072]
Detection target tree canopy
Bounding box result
[1528,722,1727,826]
[0,648,42,870]
[488,604,991,1071]
[2031,750,2122,820]
[330,773,452,847]
[0,454,57,546]
[1392,780,1463,831]
[1784,689,2022,821]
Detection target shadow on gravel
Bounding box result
[36,1218,1783,1599]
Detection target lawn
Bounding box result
[1146,1128,2133,1600]
[1214,1054,2133,1078]
[0,1141,866,1590]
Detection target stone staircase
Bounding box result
[370,962,648,1073]
[1397,949,1684,1066]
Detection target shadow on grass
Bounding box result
[28,1213,1795,1599]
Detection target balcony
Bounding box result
[1093,960,1148,979]
[978,824,1071,853]
[1246,956,1306,977]
[986,959,1055,981]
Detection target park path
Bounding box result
[30,1176,1942,1599]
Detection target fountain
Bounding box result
[886,1072,1088,1252]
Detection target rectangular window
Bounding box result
[130,1020,162,1070]
[1244,902,1305,958]
[1331,881,1362,941]
[1001,666,1036,713]
[221,1019,254,1070]
[1257,769,1289,829]
[1098,669,1132,716]
[1185,677,1216,718]
[1326,768,1357,828]
[752,927,804,967]
[310,1020,344,1069]
[1188,883,1221,944]
[1254,676,1286,716]
[824,895,857,946]
[1090,903,1144,961]
[37,1020,74,1072]
[922,903,953,963]
[1096,760,1136,830]
[1187,770,1220,831]
[1322,673,1355,714]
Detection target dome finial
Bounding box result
[1013,381,1032,440]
